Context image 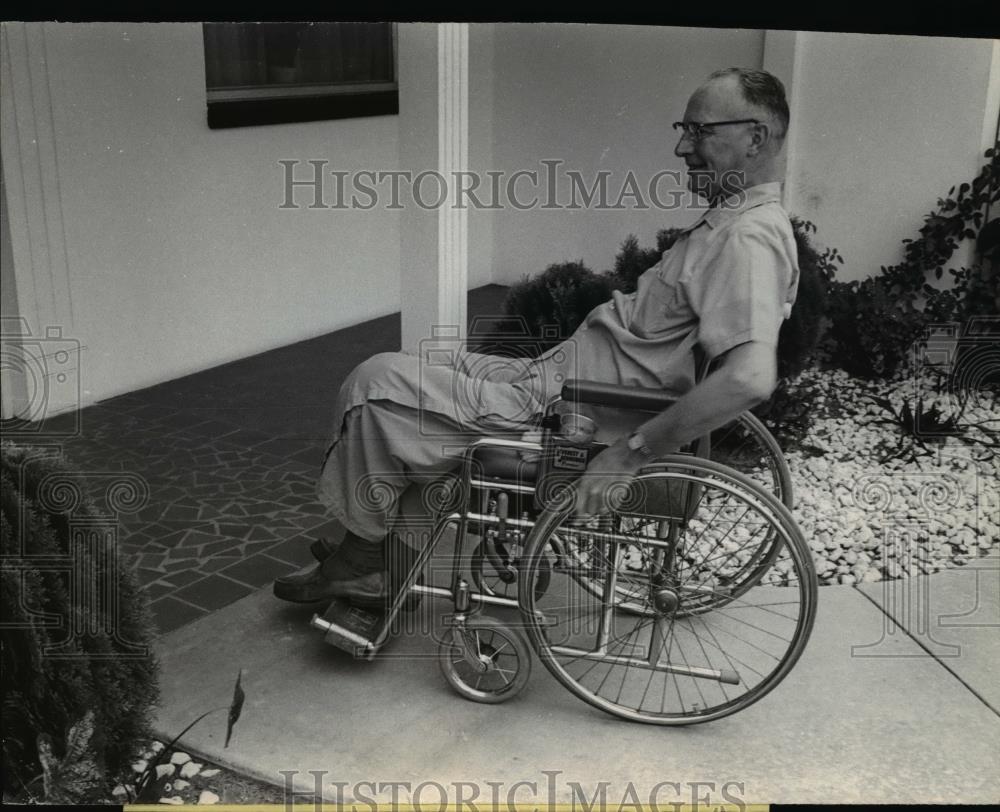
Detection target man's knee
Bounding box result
[352,351,407,389]
[357,351,402,375]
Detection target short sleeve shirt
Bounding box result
[332,182,799,441]
[525,181,800,401]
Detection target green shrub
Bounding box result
[780,218,837,380]
[501,260,613,353]
[823,275,927,379]
[604,229,685,294]
[1,443,159,803]
[822,145,999,380]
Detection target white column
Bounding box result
[1,22,82,420]
[398,23,469,354]
[980,39,1000,156]
[762,29,804,216]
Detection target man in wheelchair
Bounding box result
[274,67,800,609]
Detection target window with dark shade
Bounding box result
[202,22,398,128]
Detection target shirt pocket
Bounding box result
[632,271,680,334]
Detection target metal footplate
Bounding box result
[310,599,383,660]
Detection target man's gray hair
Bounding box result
[709,67,790,139]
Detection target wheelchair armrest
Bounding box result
[560,379,677,412]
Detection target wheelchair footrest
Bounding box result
[310,599,383,660]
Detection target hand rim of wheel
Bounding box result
[516,454,818,726]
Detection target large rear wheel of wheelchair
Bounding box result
[706,412,793,510]
[438,616,532,704]
[518,456,817,725]
[565,413,792,615]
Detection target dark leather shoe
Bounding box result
[273,564,387,604]
[310,537,337,561]
[279,532,424,612]
[275,530,386,604]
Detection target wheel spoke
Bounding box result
[520,455,815,724]
[439,619,531,704]
[491,639,511,657]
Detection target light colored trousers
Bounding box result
[314,349,645,544]
[315,351,545,542]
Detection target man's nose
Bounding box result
[674,133,693,157]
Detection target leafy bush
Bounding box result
[822,145,999,379]
[501,260,613,354]
[777,218,836,380]
[604,229,684,294]
[1,443,159,803]
[751,370,828,452]
[824,275,926,379]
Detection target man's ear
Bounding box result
[746,121,772,156]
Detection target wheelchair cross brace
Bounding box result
[310,435,543,660]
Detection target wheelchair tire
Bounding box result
[438,616,532,704]
[518,456,817,725]
[565,412,793,615]
[708,411,793,510]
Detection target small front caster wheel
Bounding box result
[438,616,532,704]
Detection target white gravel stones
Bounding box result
[180,761,202,779]
[150,740,165,754]
[155,763,175,780]
[159,796,184,805]
[200,769,220,778]
[774,367,999,585]
[170,751,192,766]
[173,779,190,791]
[131,759,147,774]
[198,790,221,805]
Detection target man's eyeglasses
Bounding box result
[672,119,759,141]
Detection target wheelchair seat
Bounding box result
[472,446,539,482]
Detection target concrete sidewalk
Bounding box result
[151,547,1000,806]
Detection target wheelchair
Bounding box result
[310,378,818,726]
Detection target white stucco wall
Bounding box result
[485,24,766,283]
[784,32,998,282]
[2,21,402,409]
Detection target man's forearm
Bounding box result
[573,342,776,516]
[635,371,766,455]
[625,341,777,458]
